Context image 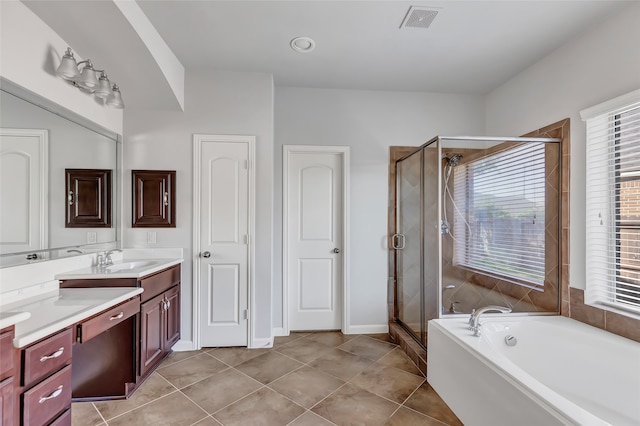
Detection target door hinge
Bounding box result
[243,309,248,320]
[244,234,249,244]
[244,160,249,170]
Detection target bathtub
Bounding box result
[427,315,640,426]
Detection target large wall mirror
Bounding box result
[0,82,120,267]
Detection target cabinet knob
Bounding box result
[201,251,211,258]
[333,248,341,254]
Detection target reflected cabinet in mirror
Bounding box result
[0,86,119,262]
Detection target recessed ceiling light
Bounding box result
[290,36,315,53]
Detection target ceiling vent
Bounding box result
[400,6,439,29]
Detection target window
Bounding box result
[452,143,547,287]
[583,90,640,315]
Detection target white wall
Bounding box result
[0,1,123,135]
[274,87,485,331]
[485,2,640,291]
[123,70,274,347]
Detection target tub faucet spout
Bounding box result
[469,305,511,337]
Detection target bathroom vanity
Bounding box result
[1,257,182,425]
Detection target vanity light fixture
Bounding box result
[55,47,124,109]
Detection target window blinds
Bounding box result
[584,96,640,313]
[452,143,546,286]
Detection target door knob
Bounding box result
[333,248,341,254]
[201,251,211,258]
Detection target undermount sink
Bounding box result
[105,261,157,272]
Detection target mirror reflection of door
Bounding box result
[0,128,48,254]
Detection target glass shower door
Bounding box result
[395,150,423,341]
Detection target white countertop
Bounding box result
[4,287,143,348]
[54,258,182,280]
[0,311,31,330]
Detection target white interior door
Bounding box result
[285,146,347,331]
[0,129,48,254]
[197,137,251,347]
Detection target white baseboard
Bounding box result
[172,340,196,352]
[345,324,389,335]
[272,327,288,337]
[250,337,273,349]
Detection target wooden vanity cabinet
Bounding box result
[59,264,181,385]
[0,326,15,426]
[139,267,181,376]
[18,328,73,426]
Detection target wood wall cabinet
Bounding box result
[65,169,112,228]
[132,170,176,228]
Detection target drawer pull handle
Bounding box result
[40,347,64,362]
[39,385,63,404]
[109,312,124,321]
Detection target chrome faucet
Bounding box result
[468,305,512,337]
[104,249,123,266]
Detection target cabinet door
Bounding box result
[0,377,14,426]
[163,286,180,352]
[65,169,112,228]
[132,170,176,227]
[140,293,165,376]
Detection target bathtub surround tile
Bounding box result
[157,353,228,389]
[212,387,305,426]
[312,383,399,426]
[338,335,397,361]
[71,402,105,426]
[404,383,463,426]
[605,311,640,342]
[569,288,605,329]
[350,363,425,404]
[107,391,208,426]
[94,373,176,420]
[385,407,448,426]
[181,368,262,414]
[235,350,303,384]
[269,366,345,408]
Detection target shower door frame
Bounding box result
[393,136,441,347]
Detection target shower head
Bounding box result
[444,153,463,167]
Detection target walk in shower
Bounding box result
[392,135,564,347]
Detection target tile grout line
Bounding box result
[90,402,109,426]
[400,403,453,426]
[99,389,181,424]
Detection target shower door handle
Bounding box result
[392,233,406,250]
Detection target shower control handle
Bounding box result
[391,233,406,250]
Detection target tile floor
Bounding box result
[71,332,462,426]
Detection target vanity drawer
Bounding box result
[140,265,180,302]
[48,407,71,426]
[0,329,14,381]
[22,329,72,387]
[22,364,71,426]
[77,298,139,343]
